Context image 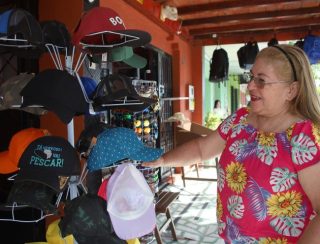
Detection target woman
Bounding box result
[143,44,320,243]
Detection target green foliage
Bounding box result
[204,112,222,130]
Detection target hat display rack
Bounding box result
[0,8,92,224]
[0,6,165,243]
[71,6,165,243]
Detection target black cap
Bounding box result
[20,69,89,124]
[59,194,126,244]
[0,8,44,58]
[92,74,156,112]
[41,20,71,50]
[15,136,81,192]
[6,181,58,214]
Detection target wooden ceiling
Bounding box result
[154,0,320,45]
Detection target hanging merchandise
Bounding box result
[303,34,320,65]
[209,47,229,83]
[6,181,59,215]
[0,127,48,174]
[76,122,109,156]
[0,73,47,115]
[59,193,126,243]
[79,76,98,100]
[86,127,163,172]
[13,136,81,193]
[111,110,134,128]
[87,46,148,69]
[2,136,82,221]
[20,69,89,124]
[132,107,158,147]
[72,6,152,53]
[108,46,147,69]
[132,79,157,98]
[267,37,278,47]
[0,8,44,58]
[107,163,156,240]
[41,20,71,50]
[33,219,74,244]
[40,20,72,70]
[92,74,157,112]
[294,38,304,50]
[237,41,259,70]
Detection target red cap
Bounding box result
[97,178,109,201]
[0,128,48,174]
[72,7,151,50]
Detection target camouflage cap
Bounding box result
[6,180,58,214]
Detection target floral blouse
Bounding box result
[217,107,320,243]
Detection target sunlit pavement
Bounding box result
[146,163,225,244]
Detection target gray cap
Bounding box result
[0,73,47,115]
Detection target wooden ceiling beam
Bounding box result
[183,7,320,26]
[193,25,320,45]
[189,16,320,36]
[178,0,302,15]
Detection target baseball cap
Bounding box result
[59,194,126,244]
[6,181,58,214]
[0,127,48,174]
[72,7,151,51]
[20,69,89,124]
[165,112,190,123]
[15,136,81,192]
[0,73,47,115]
[40,20,71,49]
[46,219,74,244]
[79,76,98,100]
[75,122,108,155]
[268,37,279,47]
[107,163,156,240]
[0,8,43,47]
[109,46,147,69]
[97,178,109,201]
[87,127,163,171]
[88,46,147,69]
[92,74,156,113]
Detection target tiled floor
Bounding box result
[145,163,225,244]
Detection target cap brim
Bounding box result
[80,29,151,54]
[14,168,69,193]
[0,151,19,174]
[6,180,58,213]
[130,147,163,162]
[87,148,128,172]
[123,53,147,69]
[116,29,151,48]
[109,203,156,240]
[21,95,78,124]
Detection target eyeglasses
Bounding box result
[247,73,291,89]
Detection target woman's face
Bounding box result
[247,57,292,117]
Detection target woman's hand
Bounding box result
[142,157,164,168]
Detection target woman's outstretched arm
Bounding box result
[142,130,225,168]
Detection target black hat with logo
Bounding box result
[15,136,81,192]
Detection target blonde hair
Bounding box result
[256,44,320,124]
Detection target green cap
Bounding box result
[109,46,147,69]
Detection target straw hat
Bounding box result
[165,112,190,123]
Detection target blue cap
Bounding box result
[80,76,97,99]
[87,127,163,171]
